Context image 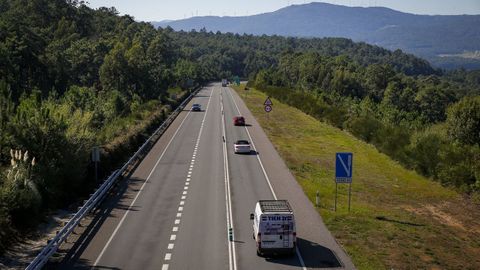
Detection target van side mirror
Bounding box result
[250,213,254,220]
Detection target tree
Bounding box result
[99,41,129,94]
[446,96,480,145]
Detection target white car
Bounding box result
[234,140,251,154]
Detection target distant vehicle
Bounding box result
[234,140,251,154]
[191,103,201,111]
[222,79,228,87]
[233,116,245,126]
[250,200,296,256]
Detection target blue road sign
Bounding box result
[335,153,353,183]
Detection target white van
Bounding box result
[250,200,296,256]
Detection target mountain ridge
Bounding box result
[152,2,480,70]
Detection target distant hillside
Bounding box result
[153,2,480,70]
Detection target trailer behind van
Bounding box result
[250,200,296,256]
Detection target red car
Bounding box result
[233,116,245,126]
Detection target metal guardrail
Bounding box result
[26,87,201,270]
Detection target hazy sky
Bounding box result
[86,0,480,21]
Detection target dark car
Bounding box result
[191,103,201,111]
[233,116,245,126]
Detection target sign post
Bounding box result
[335,152,353,212]
[264,97,273,121]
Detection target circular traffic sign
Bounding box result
[264,105,272,113]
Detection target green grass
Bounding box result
[233,85,480,270]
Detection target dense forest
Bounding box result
[252,53,479,190]
[0,0,479,252]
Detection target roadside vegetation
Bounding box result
[233,85,480,269]
[252,54,479,194]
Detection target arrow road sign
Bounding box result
[264,97,273,106]
[335,152,353,183]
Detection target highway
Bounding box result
[59,83,355,270]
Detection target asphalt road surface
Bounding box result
[59,83,355,270]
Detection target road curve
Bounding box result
[58,83,355,270]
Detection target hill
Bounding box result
[153,2,480,70]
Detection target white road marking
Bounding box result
[161,87,214,267]
[226,87,307,270]
[220,88,237,270]
[162,264,169,270]
[93,95,195,267]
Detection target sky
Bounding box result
[86,0,480,21]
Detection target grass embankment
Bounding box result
[233,85,480,270]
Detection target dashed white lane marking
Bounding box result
[161,87,213,268]
[93,94,195,267]
[162,264,169,270]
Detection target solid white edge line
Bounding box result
[221,87,237,270]
[226,87,308,270]
[93,92,197,268]
[225,88,277,199]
